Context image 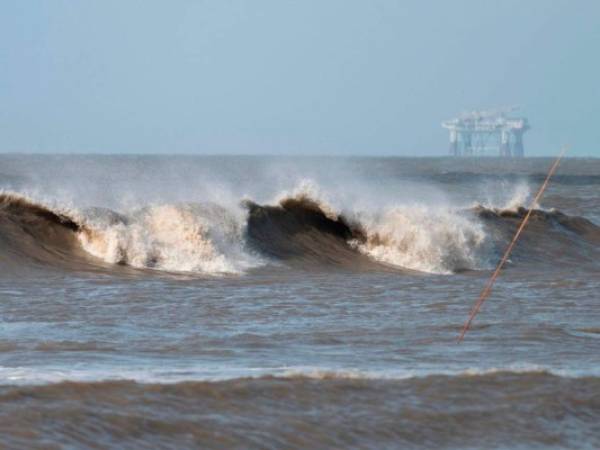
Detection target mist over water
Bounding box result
[1,155,599,449]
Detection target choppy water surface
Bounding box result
[1,155,599,449]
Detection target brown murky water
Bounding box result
[1,155,599,449]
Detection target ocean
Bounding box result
[0,155,599,449]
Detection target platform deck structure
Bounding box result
[442,108,530,157]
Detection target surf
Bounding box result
[0,191,598,276]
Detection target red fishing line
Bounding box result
[458,147,569,343]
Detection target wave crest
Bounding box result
[79,203,260,274]
[353,206,489,274]
[1,190,598,276]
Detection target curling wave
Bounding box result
[244,195,490,274]
[78,203,258,274]
[0,193,94,271]
[0,191,598,276]
[0,193,260,275]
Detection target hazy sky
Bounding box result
[1,1,599,156]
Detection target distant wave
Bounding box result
[1,191,598,276]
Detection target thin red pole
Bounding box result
[457,147,568,343]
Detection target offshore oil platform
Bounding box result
[442,107,530,157]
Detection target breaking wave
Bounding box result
[78,203,258,274]
[0,190,598,276]
[0,193,260,275]
[352,206,488,274]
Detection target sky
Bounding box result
[1,0,599,156]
